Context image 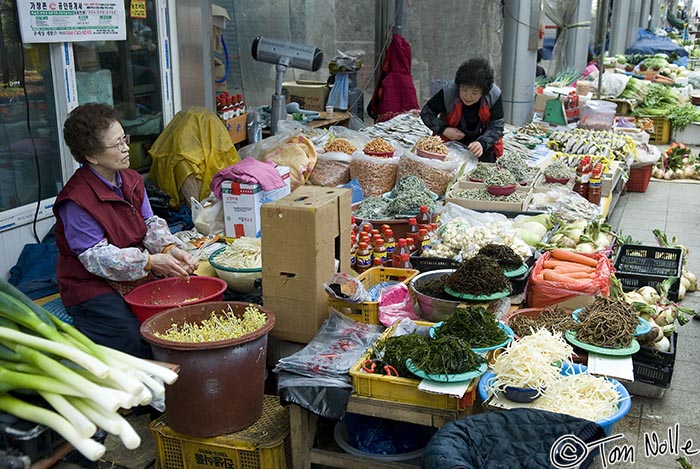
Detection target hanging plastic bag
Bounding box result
[378,283,419,327]
[190,194,224,236]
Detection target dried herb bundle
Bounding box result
[576,297,638,348]
[415,274,455,300]
[510,305,579,338]
[477,243,523,271]
[446,255,511,295]
[371,333,428,376]
[410,335,485,377]
[433,304,508,348]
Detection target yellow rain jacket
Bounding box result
[149,107,240,207]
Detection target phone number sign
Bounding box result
[18,1,126,43]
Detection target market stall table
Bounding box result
[289,383,477,469]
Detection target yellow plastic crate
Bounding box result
[328,266,419,324]
[150,395,291,469]
[640,115,671,144]
[349,321,478,411]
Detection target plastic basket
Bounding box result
[640,115,671,144]
[328,267,419,324]
[614,245,683,277]
[409,255,460,273]
[633,332,677,368]
[633,362,674,388]
[349,321,477,411]
[626,165,653,192]
[0,413,66,462]
[150,395,291,469]
[613,244,683,302]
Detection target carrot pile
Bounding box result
[539,249,598,284]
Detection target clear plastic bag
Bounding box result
[309,151,352,187]
[323,272,369,302]
[349,152,400,197]
[273,310,383,378]
[397,151,463,197]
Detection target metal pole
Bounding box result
[374,0,389,90]
[568,0,593,73]
[628,0,643,48]
[610,0,631,55]
[596,0,610,99]
[394,0,404,36]
[640,0,652,29]
[502,0,537,125]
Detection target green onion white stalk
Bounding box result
[0,279,179,461]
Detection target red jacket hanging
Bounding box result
[368,33,419,122]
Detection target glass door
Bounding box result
[0,2,62,213]
[72,0,165,172]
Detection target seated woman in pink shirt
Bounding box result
[53,103,198,358]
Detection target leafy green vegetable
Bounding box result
[667,103,700,131]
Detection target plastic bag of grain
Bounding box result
[349,151,400,197]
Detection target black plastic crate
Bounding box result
[633,361,674,388]
[409,255,459,273]
[0,412,65,462]
[633,332,677,368]
[616,273,680,302]
[614,245,683,277]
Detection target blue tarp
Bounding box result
[626,28,688,57]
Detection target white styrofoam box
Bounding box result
[222,166,290,238]
[672,122,700,145]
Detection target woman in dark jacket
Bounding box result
[421,57,504,163]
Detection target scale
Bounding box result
[542,91,579,126]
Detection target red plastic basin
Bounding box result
[124,276,227,323]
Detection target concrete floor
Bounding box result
[53,180,700,469]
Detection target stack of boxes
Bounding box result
[261,186,352,343]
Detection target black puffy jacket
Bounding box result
[422,408,606,469]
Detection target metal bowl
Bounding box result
[409,269,461,322]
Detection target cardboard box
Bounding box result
[261,186,352,343]
[224,113,247,145]
[534,92,566,113]
[282,80,330,112]
[446,181,533,212]
[222,166,291,238]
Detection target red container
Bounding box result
[124,276,227,323]
[544,174,570,184]
[626,165,653,192]
[486,184,517,196]
[416,147,447,161]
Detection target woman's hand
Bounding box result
[442,127,465,141]
[168,247,199,274]
[149,247,198,278]
[467,141,484,158]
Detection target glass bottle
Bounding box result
[407,217,420,244]
[406,237,417,256]
[383,228,396,255]
[355,242,372,273]
[588,163,603,205]
[373,238,387,264]
[397,252,413,269]
[417,228,430,255]
[417,205,431,229]
[392,238,409,267]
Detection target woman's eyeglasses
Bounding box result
[102,134,131,150]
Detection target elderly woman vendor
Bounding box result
[53,103,198,358]
[420,57,504,163]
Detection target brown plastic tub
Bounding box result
[140,301,275,437]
